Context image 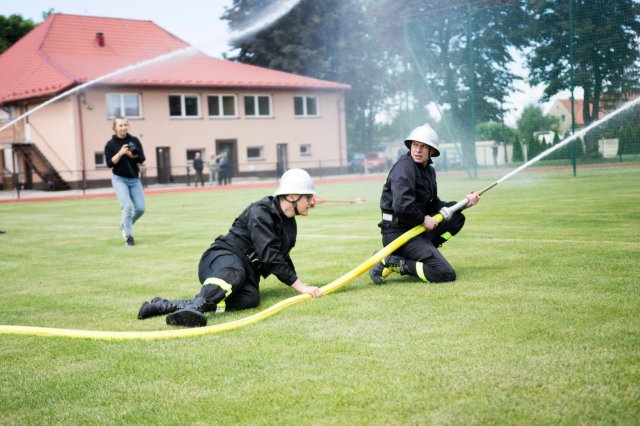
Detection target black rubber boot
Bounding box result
[138,297,189,320]
[165,296,210,327]
[165,283,228,327]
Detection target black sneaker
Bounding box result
[385,255,405,274]
[369,260,387,284]
[126,236,135,246]
[369,254,405,284]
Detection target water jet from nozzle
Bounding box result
[227,0,300,45]
[496,96,640,186]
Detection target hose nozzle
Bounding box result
[438,205,455,221]
[438,198,470,222]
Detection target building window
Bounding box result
[186,149,204,167]
[95,152,106,167]
[207,95,237,117]
[561,114,566,123]
[247,146,264,160]
[300,144,311,156]
[169,94,200,118]
[106,93,142,118]
[294,96,318,117]
[244,95,272,117]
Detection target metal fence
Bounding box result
[0,157,362,195]
[401,0,640,177]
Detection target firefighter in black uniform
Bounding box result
[369,123,480,284]
[138,168,322,327]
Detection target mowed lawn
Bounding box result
[0,165,639,425]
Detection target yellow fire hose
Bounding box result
[0,185,495,341]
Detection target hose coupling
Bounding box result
[438,206,455,221]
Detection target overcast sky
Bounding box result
[0,0,235,58]
[2,0,559,127]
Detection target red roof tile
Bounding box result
[0,13,349,104]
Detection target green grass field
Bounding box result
[1,166,639,425]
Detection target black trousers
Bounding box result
[381,212,466,283]
[194,170,205,186]
[197,248,260,310]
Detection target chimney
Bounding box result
[95,32,105,47]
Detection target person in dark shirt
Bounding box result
[217,152,229,185]
[369,123,480,284]
[138,168,322,327]
[192,152,205,187]
[104,116,146,247]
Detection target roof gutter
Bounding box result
[76,94,87,192]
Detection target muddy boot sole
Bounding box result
[166,308,208,327]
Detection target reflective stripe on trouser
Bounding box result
[202,277,233,313]
[382,233,457,283]
[415,261,430,282]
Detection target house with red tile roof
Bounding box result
[545,99,587,135]
[545,98,613,136]
[0,13,350,190]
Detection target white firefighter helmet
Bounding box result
[274,168,316,196]
[404,123,440,157]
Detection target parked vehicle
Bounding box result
[362,151,388,173]
[348,152,365,173]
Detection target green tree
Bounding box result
[223,0,390,154]
[377,0,529,170]
[475,121,515,144]
[600,105,640,156]
[0,14,36,53]
[516,104,559,141]
[551,130,570,160]
[523,0,640,157]
[616,123,631,155]
[527,136,541,159]
[512,133,524,162]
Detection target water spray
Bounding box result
[227,0,300,45]
[0,0,302,134]
[0,47,197,133]
[2,0,638,339]
[496,95,640,186]
[2,95,637,340]
[316,197,365,204]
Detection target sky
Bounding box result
[0,0,236,58]
[1,0,563,127]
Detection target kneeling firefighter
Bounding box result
[369,123,480,285]
[138,168,322,327]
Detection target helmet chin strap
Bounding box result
[285,195,304,215]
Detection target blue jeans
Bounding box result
[112,175,145,237]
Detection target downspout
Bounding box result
[337,91,345,172]
[77,94,87,193]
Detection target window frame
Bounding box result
[207,94,238,118]
[169,94,201,118]
[246,146,264,161]
[300,144,312,156]
[244,94,272,118]
[95,152,107,168]
[294,95,319,117]
[106,93,142,119]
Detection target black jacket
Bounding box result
[379,152,447,233]
[105,134,146,178]
[209,196,298,285]
[193,157,203,172]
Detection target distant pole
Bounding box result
[569,0,577,177]
[12,147,20,200]
[467,3,477,178]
